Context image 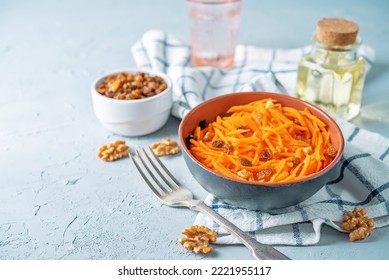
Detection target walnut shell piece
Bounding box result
[179,225,217,254]
[341,207,374,241]
[98,140,130,162]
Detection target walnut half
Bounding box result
[98,140,130,162]
[341,207,375,241]
[150,137,180,157]
[179,225,217,254]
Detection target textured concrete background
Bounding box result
[1,0,389,259]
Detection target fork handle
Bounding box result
[189,201,290,260]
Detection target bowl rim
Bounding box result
[179,91,345,188]
[91,68,172,104]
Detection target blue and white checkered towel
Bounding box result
[132,30,389,245]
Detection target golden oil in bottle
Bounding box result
[295,18,366,120]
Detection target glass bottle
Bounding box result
[295,18,366,121]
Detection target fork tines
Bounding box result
[130,148,181,196]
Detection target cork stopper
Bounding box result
[316,18,359,46]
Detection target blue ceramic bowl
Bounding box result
[178,92,344,211]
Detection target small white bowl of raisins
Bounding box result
[91,69,172,136]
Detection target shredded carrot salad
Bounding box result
[187,98,337,183]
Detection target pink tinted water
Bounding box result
[188,0,241,68]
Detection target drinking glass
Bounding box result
[187,0,242,68]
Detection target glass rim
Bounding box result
[186,0,241,5]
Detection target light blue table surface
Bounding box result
[1,0,389,260]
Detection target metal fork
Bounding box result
[130,147,290,260]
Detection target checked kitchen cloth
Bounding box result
[132,30,389,245]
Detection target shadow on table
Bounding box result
[151,116,181,137]
[366,62,389,85]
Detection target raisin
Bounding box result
[218,112,232,118]
[260,148,273,161]
[142,86,152,95]
[199,120,210,129]
[296,135,310,143]
[236,125,248,135]
[211,140,225,148]
[238,157,252,167]
[256,168,275,181]
[289,157,301,167]
[185,134,197,148]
